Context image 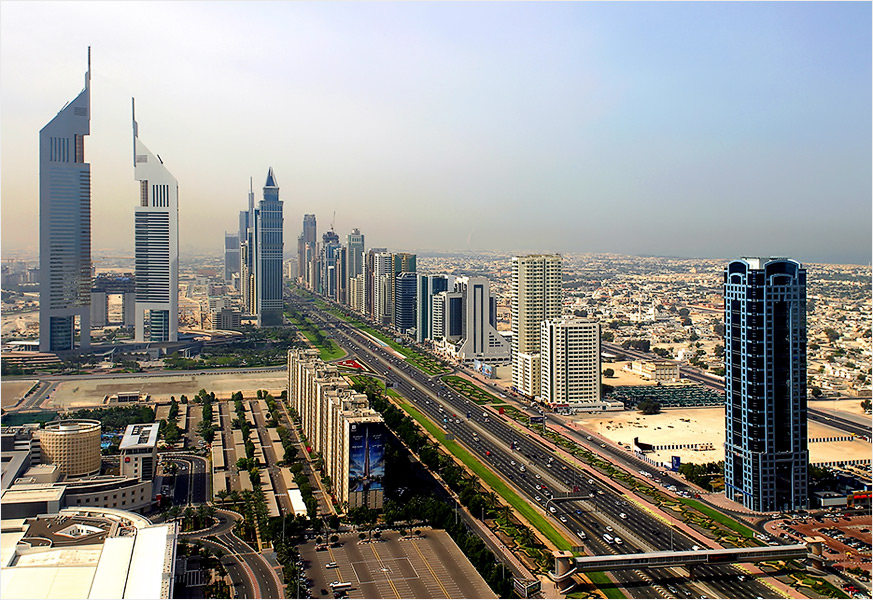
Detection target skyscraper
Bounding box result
[540,318,601,412]
[347,228,365,280]
[321,230,340,297]
[453,276,511,364]
[39,49,92,352]
[723,257,809,512]
[394,272,418,334]
[224,232,240,283]
[132,99,179,342]
[416,274,450,343]
[511,254,562,398]
[300,214,317,290]
[254,168,284,326]
[373,252,393,325]
[239,180,255,314]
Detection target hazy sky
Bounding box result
[1,1,870,265]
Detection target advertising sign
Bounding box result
[348,422,385,493]
[671,456,681,471]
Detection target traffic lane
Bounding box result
[216,533,282,599]
[199,537,256,599]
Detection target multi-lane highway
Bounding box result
[290,296,780,599]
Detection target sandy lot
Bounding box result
[1,380,38,408]
[811,398,871,418]
[45,371,288,409]
[573,406,872,466]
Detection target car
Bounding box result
[535,474,542,479]
[619,513,627,519]
[559,515,567,523]
[535,495,541,502]
[606,526,613,532]
[549,507,556,513]
[326,562,337,568]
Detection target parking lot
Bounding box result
[296,529,496,599]
[765,510,872,574]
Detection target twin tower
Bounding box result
[39,50,282,351]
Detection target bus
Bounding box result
[330,582,352,591]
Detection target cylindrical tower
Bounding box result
[39,420,101,477]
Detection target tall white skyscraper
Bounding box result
[511,254,562,397]
[539,318,601,412]
[132,99,179,342]
[39,49,92,352]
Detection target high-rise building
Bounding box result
[723,257,809,512]
[224,232,240,283]
[347,228,365,280]
[239,180,255,314]
[394,272,418,334]
[373,252,394,325]
[39,50,92,352]
[254,168,284,326]
[416,275,450,342]
[363,248,386,319]
[453,276,511,364]
[511,254,562,398]
[299,214,317,289]
[132,99,179,342]
[321,230,340,297]
[539,318,601,412]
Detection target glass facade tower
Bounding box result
[255,168,284,326]
[723,257,809,512]
[39,50,92,352]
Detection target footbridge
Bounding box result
[553,543,816,583]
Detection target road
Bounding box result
[182,509,283,599]
[164,454,208,505]
[292,296,780,599]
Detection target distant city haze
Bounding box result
[1,2,870,264]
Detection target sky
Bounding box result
[1,1,870,265]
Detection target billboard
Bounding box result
[348,422,385,494]
[671,456,681,471]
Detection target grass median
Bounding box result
[400,401,570,550]
[285,312,345,361]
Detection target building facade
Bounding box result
[539,318,601,412]
[723,257,809,512]
[287,349,384,509]
[132,100,179,342]
[254,168,284,326]
[511,254,562,397]
[38,420,101,477]
[119,423,159,482]
[224,232,240,283]
[394,272,418,334]
[39,50,92,352]
[452,277,511,364]
[416,275,450,343]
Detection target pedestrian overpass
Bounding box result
[553,543,817,583]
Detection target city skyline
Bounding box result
[2,2,871,265]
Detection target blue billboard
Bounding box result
[671,456,681,472]
[348,422,385,493]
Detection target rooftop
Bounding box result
[119,423,160,450]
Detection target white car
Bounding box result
[559,516,568,523]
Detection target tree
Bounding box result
[637,399,661,415]
[811,387,823,398]
[603,368,615,378]
[713,344,724,357]
[862,398,872,413]
[330,534,339,545]
[678,308,690,317]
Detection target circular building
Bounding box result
[39,420,101,477]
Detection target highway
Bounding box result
[291,296,778,600]
[164,454,208,505]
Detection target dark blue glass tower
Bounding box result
[723,257,808,512]
[255,168,283,326]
